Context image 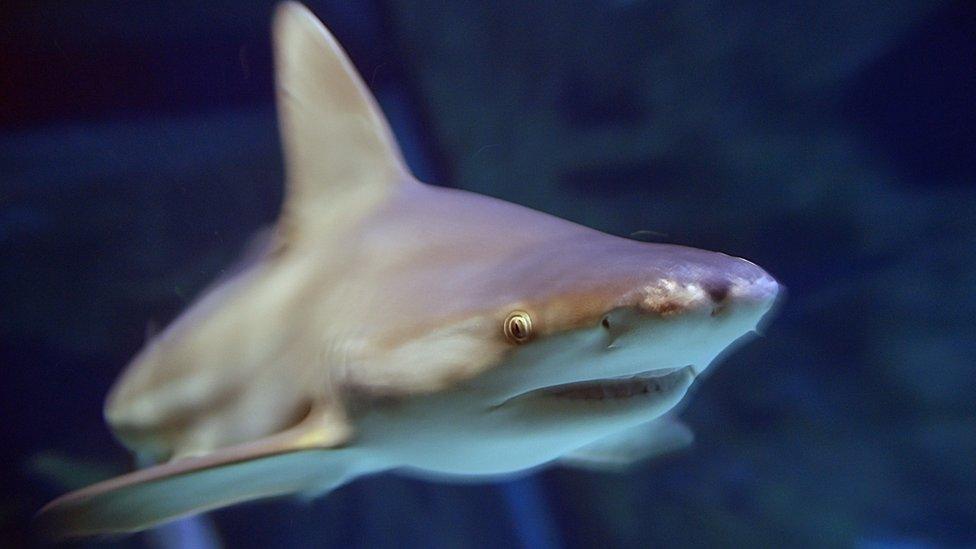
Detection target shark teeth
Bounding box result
[542,367,689,401]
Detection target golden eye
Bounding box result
[503,310,533,344]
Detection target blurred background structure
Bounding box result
[2,1,974,547]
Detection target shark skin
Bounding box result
[36,2,780,539]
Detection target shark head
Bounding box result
[37,3,781,538]
[345,211,780,474]
[343,211,781,399]
[320,176,780,413]
[467,242,780,406]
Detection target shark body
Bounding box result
[37,3,779,539]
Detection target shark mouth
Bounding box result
[540,366,695,401]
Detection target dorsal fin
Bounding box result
[273,2,412,241]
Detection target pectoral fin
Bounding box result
[560,417,693,472]
[36,413,355,540]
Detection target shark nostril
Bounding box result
[703,279,730,303]
[601,316,611,330]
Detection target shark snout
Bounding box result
[596,251,780,373]
[729,257,780,305]
[695,257,780,340]
[685,251,780,316]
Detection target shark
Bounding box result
[36,2,780,540]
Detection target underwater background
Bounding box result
[2,1,974,547]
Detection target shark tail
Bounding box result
[35,434,355,541]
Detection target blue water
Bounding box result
[1,1,974,547]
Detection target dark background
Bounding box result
[2,1,974,547]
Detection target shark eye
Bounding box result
[503,310,533,344]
